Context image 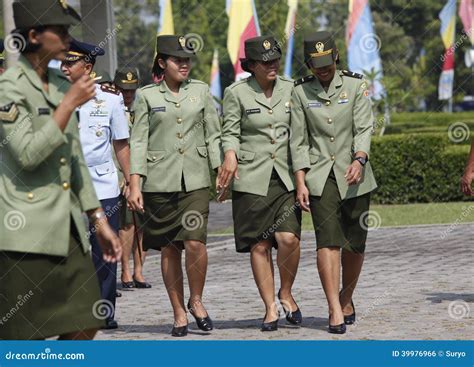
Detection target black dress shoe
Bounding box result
[261,313,279,332]
[344,300,356,325]
[328,321,346,334]
[121,281,134,289]
[103,319,118,330]
[278,289,302,325]
[133,278,152,289]
[187,301,213,331]
[171,324,188,337]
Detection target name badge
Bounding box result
[152,107,166,112]
[246,108,261,115]
[307,102,322,108]
[37,107,50,115]
[337,99,349,104]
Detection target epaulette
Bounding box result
[341,70,363,79]
[279,75,294,83]
[229,77,250,89]
[294,75,315,86]
[186,78,206,85]
[141,83,157,91]
[101,84,120,95]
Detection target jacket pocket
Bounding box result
[95,161,116,176]
[196,146,208,158]
[309,153,320,165]
[147,150,166,163]
[238,150,256,163]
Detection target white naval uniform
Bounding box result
[78,84,129,200]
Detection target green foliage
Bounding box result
[371,134,470,204]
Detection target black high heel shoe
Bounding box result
[187,301,213,331]
[339,291,356,325]
[261,311,279,332]
[171,323,188,337]
[328,321,346,334]
[133,277,152,289]
[277,289,302,325]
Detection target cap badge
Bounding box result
[126,72,133,81]
[179,37,186,48]
[263,40,271,50]
[90,71,96,79]
[315,42,324,53]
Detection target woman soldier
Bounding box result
[290,31,377,334]
[0,0,121,340]
[128,35,222,337]
[219,36,302,332]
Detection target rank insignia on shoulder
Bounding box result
[100,85,120,95]
[294,75,315,86]
[0,102,19,122]
[341,70,363,79]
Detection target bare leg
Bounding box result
[132,229,148,282]
[250,241,278,323]
[184,240,209,317]
[275,232,300,311]
[340,249,364,316]
[58,328,98,340]
[317,247,343,326]
[161,243,187,327]
[119,224,134,283]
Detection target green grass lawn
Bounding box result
[209,202,474,235]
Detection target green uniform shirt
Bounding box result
[0,55,100,256]
[130,79,222,193]
[222,75,295,196]
[290,70,377,199]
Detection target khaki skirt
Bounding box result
[0,231,104,340]
[232,170,302,253]
[142,188,209,250]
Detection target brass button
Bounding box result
[27,192,34,200]
[330,155,335,161]
[268,109,273,114]
[96,130,103,137]
[60,157,67,165]
[152,156,157,161]
[175,103,180,108]
[177,133,183,139]
[325,101,331,106]
[327,118,333,124]
[177,118,182,124]
[330,137,335,142]
[268,124,273,128]
[271,153,276,159]
[179,148,184,154]
[271,139,276,144]
[62,182,70,190]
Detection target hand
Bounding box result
[63,74,96,109]
[128,186,144,213]
[122,185,130,199]
[296,184,311,212]
[217,151,239,194]
[345,161,363,186]
[460,171,474,196]
[94,219,122,263]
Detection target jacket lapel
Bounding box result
[249,77,271,110]
[270,77,283,108]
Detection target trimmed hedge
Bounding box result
[370,133,472,204]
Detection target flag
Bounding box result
[157,0,174,36]
[346,0,385,99]
[227,0,261,81]
[283,0,298,78]
[438,0,456,100]
[459,0,473,44]
[210,49,222,113]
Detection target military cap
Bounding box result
[304,31,338,68]
[91,69,112,84]
[65,38,105,63]
[114,67,139,90]
[156,35,196,58]
[239,36,281,72]
[13,0,81,29]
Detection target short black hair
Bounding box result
[152,53,170,79]
[14,26,48,54]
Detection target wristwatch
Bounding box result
[354,157,367,166]
[89,211,107,223]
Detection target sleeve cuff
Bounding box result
[44,118,68,148]
[292,158,310,172]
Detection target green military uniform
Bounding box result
[222,36,301,253]
[0,0,103,340]
[130,35,222,249]
[290,31,377,253]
